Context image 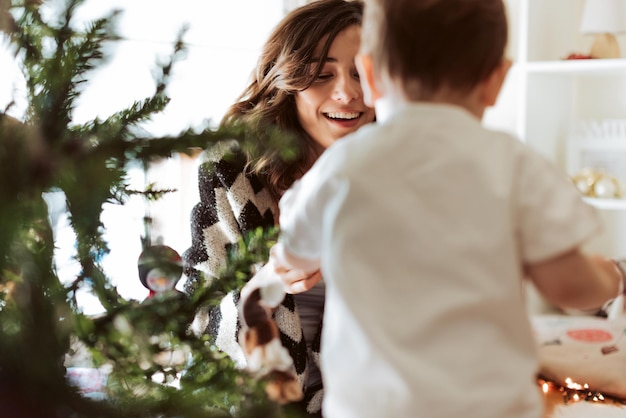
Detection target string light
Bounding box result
[537,375,626,406]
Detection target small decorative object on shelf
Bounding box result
[572,168,623,199]
[565,53,594,60]
[137,245,184,299]
[568,119,626,203]
[580,0,626,59]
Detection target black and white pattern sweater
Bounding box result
[183,141,324,416]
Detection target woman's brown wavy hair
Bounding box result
[222,0,364,201]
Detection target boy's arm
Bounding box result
[526,248,623,312]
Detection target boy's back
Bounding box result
[279,99,600,417]
[274,0,622,416]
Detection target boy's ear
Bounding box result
[481,58,512,107]
[356,53,382,107]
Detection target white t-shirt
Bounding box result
[278,100,602,418]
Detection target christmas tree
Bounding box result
[0,0,298,416]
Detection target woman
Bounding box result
[182,0,375,415]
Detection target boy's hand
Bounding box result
[588,254,625,318]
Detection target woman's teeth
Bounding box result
[326,112,360,120]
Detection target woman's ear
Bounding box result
[481,58,512,107]
[356,53,382,107]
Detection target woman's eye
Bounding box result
[352,70,360,80]
[316,73,332,81]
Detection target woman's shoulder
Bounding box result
[200,139,244,165]
[198,140,248,178]
[197,140,271,200]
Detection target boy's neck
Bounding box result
[426,86,486,120]
[375,86,486,123]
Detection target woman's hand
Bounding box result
[274,266,322,294]
[269,243,322,294]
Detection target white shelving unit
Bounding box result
[485,0,626,258]
[584,197,626,211]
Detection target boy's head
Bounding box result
[358,0,509,106]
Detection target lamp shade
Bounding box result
[581,0,626,34]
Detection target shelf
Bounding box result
[510,0,626,257]
[583,197,626,210]
[523,59,626,75]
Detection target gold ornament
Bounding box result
[571,168,623,199]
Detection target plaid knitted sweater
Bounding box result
[182,142,324,416]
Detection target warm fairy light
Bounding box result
[536,375,625,407]
[565,377,584,390]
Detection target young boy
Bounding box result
[269,0,623,417]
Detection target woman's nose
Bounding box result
[332,74,360,103]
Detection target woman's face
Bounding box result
[295,25,376,149]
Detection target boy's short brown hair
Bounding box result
[361,0,508,98]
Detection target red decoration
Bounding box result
[565,53,594,60]
[566,329,614,343]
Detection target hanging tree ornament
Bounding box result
[137,245,184,299]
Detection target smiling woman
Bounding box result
[182,0,375,415]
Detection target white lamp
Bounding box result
[581,0,626,58]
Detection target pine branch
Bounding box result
[0,1,304,416]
